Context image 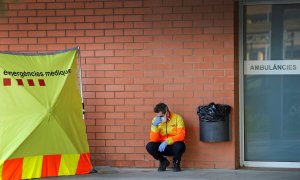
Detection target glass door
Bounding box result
[243,3,300,166]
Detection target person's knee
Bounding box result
[173,142,186,153]
[146,142,158,153]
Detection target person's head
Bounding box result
[154,103,169,122]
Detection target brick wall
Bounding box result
[0,0,238,169]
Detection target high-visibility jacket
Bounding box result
[150,112,185,145]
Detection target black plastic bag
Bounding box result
[197,102,231,122]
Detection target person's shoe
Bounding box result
[158,158,170,171]
[173,160,181,172]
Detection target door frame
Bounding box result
[239,0,300,168]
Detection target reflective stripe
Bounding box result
[76,153,92,174]
[0,160,4,180]
[1,153,91,179]
[2,158,23,180]
[41,154,61,177]
[22,156,43,179]
[58,154,80,176]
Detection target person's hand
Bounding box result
[158,141,168,152]
[152,116,162,126]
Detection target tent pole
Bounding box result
[77,46,85,120]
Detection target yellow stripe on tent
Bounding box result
[58,154,80,176]
[22,156,43,179]
[0,160,4,180]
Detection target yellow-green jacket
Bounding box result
[150,112,185,145]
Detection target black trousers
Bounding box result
[146,141,186,162]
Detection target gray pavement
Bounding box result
[44,166,300,180]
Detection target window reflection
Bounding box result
[284,9,300,59]
[246,5,271,60]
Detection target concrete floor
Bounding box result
[45,166,300,180]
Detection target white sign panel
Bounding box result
[244,60,300,75]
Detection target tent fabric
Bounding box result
[0,48,92,179]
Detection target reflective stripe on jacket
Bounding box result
[150,113,185,145]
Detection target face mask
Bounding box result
[161,115,167,123]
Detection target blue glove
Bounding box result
[152,116,162,126]
[158,141,168,152]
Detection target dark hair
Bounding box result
[154,103,168,114]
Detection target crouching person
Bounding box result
[146,103,186,172]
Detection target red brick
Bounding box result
[8,3,27,10]
[134,8,152,14]
[95,146,115,153]
[115,64,134,71]
[115,50,134,57]
[28,45,46,51]
[116,147,134,153]
[27,2,45,9]
[66,30,84,37]
[106,154,125,161]
[114,22,133,29]
[66,16,84,23]
[85,2,103,8]
[115,161,135,167]
[115,106,134,112]
[55,9,74,16]
[0,38,17,44]
[106,99,125,105]
[105,43,123,50]
[125,154,144,160]
[95,37,114,43]
[95,105,115,113]
[124,29,143,36]
[19,38,37,44]
[104,1,123,8]
[74,9,93,16]
[114,36,133,43]
[9,31,27,37]
[105,71,124,78]
[19,24,37,30]
[124,1,142,7]
[87,126,105,133]
[75,23,94,30]
[85,44,104,50]
[95,9,113,15]
[105,29,123,36]
[48,30,65,37]
[85,16,104,23]
[153,21,172,28]
[86,84,105,91]
[56,23,75,30]
[105,15,123,22]
[123,43,143,50]
[9,17,27,24]
[144,29,162,35]
[125,139,144,146]
[96,92,115,98]
[116,133,134,140]
[144,0,162,7]
[95,50,114,57]
[163,28,182,35]
[47,2,65,9]
[134,50,152,56]
[114,8,133,15]
[106,112,124,119]
[9,45,28,51]
[134,22,152,28]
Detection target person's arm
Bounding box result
[150,117,162,142]
[165,115,185,145]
